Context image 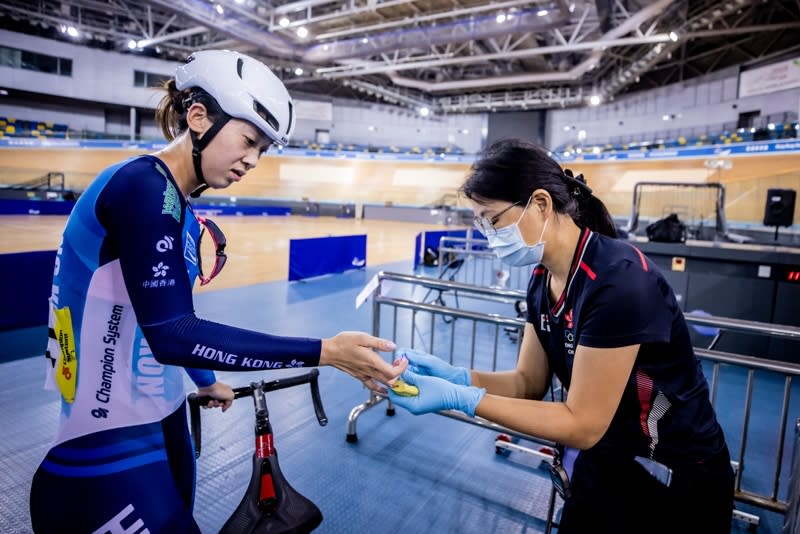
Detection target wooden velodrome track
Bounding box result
[0,214,448,292]
[2,147,800,219]
[1,146,800,292]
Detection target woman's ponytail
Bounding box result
[576,194,618,238]
[563,169,617,238]
[154,79,189,142]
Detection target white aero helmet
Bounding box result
[175,50,295,146]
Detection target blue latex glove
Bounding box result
[387,370,485,417]
[396,347,471,386]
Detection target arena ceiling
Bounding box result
[2,0,800,113]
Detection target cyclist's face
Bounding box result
[201,119,272,189]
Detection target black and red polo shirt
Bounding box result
[526,227,726,464]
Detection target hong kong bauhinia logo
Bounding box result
[152,262,169,277]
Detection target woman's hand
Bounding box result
[196,381,234,412]
[397,347,471,385]
[320,331,406,394]
[386,370,485,417]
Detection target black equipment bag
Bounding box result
[220,452,323,534]
[646,213,687,243]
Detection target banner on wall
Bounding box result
[288,234,366,281]
[739,57,800,97]
[294,99,334,122]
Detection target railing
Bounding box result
[347,271,800,529]
[436,235,532,291]
[0,171,65,191]
[347,271,561,529]
[786,419,800,532]
[687,314,800,518]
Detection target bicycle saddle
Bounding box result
[220,452,322,534]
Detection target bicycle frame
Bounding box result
[188,369,328,534]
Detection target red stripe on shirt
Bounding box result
[551,227,592,317]
[637,369,654,440]
[630,244,649,272]
[579,261,596,280]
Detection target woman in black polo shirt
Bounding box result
[388,138,735,533]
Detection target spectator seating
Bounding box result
[0,117,69,139]
[286,138,465,157]
[556,120,799,156]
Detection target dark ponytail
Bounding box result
[155,79,224,142]
[461,138,617,238]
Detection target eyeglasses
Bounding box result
[473,198,527,236]
[197,216,227,286]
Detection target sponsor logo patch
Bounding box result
[156,235,174,252]
[162,180,181,222]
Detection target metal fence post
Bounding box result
[785,418,800,533]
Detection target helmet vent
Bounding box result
[253,100,279,133]
[237,58,244,78]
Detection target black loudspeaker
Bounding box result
[763,189,796,227]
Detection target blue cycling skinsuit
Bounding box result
[30,155,322,533]
[527,227,734,533]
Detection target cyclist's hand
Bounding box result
[197,381,234,412]
[320,331,406,394]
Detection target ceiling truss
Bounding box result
[1,0,798,114]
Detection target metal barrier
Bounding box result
[346,271,800,529]
[346,271,562,529]
[785,419,800,533]
[436,235,532,291]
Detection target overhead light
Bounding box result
[234,0,245,3]
[63,26,79,38]
[215,4,224,14]
[361,37,369,44]
[294,67,303,76]
[297,26,309,38]
[127,40,137,49]
[496,13,507,24]
[0,89,8,96]
[279,17,290,27]
[669,31,679,42]
[419,107,430,117]
[662,114,671,121]
[589,94,601,106]
[537,9,549,17]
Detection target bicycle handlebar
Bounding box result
[187,368,328,459]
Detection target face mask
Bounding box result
[487,209,549,267]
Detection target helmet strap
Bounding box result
[188,113,231,198]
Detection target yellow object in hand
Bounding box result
[391,379,419,397]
